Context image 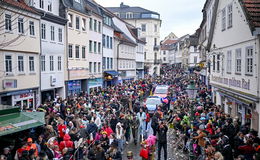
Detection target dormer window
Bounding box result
[115,12,120,17]
[47,0,52,12]
[39,0,44,9]
[126,12,133,19]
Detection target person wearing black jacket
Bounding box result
[151,113,159,136]
[157,121,168,160]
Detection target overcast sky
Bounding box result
[95,0,206,39]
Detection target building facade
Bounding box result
[112,17,137,83]
[208,0,260,132]
[0,0,41,109]
[100,7,117,87]
[85,0,103,94]
[30,0,67,102]
[107,3,162,76]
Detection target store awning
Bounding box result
[0,112,45,137]
[104,70,119,76]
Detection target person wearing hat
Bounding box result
[115,122,124,153]
[24,138,38,157]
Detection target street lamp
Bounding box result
[186,80,199,121]
[186,80,198,99]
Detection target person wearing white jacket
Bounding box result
[116,122,125,153]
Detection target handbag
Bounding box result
[139,148,149,159]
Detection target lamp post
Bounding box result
[186,80,198,121]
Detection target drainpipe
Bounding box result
[117,41,123,81]
[66,8,70,97]
[38,12,46,107]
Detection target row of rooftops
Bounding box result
[1,0,146,46]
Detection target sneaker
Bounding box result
[126,141,129,145]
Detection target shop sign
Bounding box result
[13,93,33,100]
[88,78,102,87]
[69,69,88,79]
[211,76,250,90]
[3,79,17,89]
[50,76,56,86]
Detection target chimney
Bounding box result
[120,2,124,8]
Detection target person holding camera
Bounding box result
[157,121,168,160]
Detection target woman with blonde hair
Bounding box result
[214,152,224,160]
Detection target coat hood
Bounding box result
[63,134,71,141]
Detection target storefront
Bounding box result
[104,71,119,87]
[66,80,82,97]
[214,86,259,131]
[87,78,103,94]
[0,88,38,110]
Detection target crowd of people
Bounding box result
[0,65,260,160]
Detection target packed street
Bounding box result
[1,0,260,160]
[0,65,259,160]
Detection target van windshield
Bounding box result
[155,88,167,94]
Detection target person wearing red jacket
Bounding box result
[59,134,74,152]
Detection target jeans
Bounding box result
[158,142,167,160]
[118,139,124,152]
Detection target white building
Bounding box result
[0,0,41,109]
[100,7,117,86]
[85,0,103,94]
[112,17,137,82]
[29,0,67,102]
[208,0,260,132]
[107,3,162,76]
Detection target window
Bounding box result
[227,4,233,28]
[154,38,157,46]
[154,24,158,32]
[58,56,62,71]
[94,42,97,53]
[115,12,120,17]
[106,36,109,48]
[102,34,106,47]
[82,18,86,31]
[246,47,253,75]
[213,55,215,71]
[94,19,97,31]
[235,49,242,73]
[68,44,73,58]
[89,41,93,52]
[141,24,146,32]
[76,16,80,30]
[50,56,54,71]
[41,23,46,39]
[40,0,44,9]
[50,26,55,41]
[163,57,166,61]
[163,51,166,55]
[47,0,52,12]
[18,18,24,33]
[5,55,12,73]
[98,21,101,32]
[29,21,35,36]
[222,8,226,31]
[82,46,86,58]
[89,62,92,73]
[89,18,93,30]
[110,37,113,49]
[94,62,96,73]
[126,12,133,19]
[98,42,101,53]
[107,57,109,69]
[217,55,220,72]
[98,62,101,73]
[226,51,232,73]
[29,56,35,72]
[194,56,197,64]
[18,56,24,72]
[68,14,73,28]
[58,28,62,42]
[110,58,113,69]
[75,45,80,58]
[5,14,12,31]
[102,57,106,69]
[41,56,45,71]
